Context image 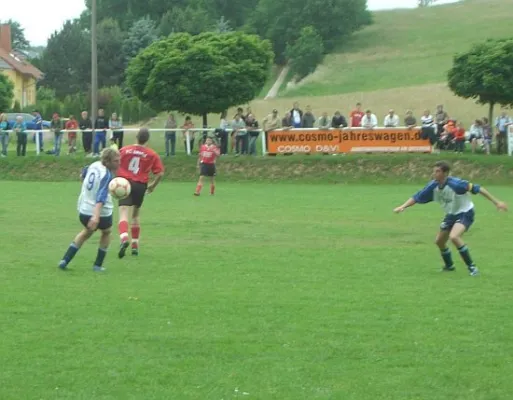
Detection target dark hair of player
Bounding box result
[434,161,450,173]
[137,128,150,145]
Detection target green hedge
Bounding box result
[2,153,513,184]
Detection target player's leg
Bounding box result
[435,229,454,271]
[118,204,131,258]
[130,206,141,255]
[195,169,205,195]
[59,215,96,269]
[210,170,216,195]
[93,226,111,272]
[449,221,478,276]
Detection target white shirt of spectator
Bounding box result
[421,115,435,128]
[292,110,301,125]
[361,114,378,128]
[384,114,400,127]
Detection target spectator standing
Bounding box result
[482,117,492,155]
[51,113,63,156]
[0,113,9,157]
[435,105,449,136]
[246,113,260,156]
[453,122,466,154]
[79,111,93,156]
[262,109,281,152]
[182,116,195,154]
[495,110,512,154]
[65,115,79,155]
[317,112,331,129]
[13,116,27,156]
[468,119,483,153]
[32,110,44,153]
[232,113,247,155]
[164,113,177,157]
[109,113,124,149]
[350,103,365,127]
[420,110,437,152]
[290,102,303,128]
[93,108,109,157]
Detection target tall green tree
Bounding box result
[0,73,15,111]
[249,0,371,63]
[122,16,159,65]
[286,26,324,81]
[447,38,513,124]
[2,19,30,50]
[159,6,213,37]
[97,18,125,87]
[126,31,273,126]
[38,19,91,99]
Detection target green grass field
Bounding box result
[2,180,513,399]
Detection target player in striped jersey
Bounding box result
[58,148,120,272]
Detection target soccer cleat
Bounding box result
[193,193,200,196]
[118,240,129,259]
[93,265,105,272]
[441,265,455,272]
[58,260,68,270]
[469,266,479,276]
[131,247,139,256]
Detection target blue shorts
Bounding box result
[79,213,113,231]
[440,209,475,232]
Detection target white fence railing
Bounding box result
[2,128,266,156]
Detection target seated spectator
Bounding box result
[383,109,400,127]
[281,112,293,130]
[453,122,466,154]
[317,112,331,129]
[439,119,457,151]
[468,119,483,153]
[301,105,316,128]
[404,110,417,128]
[331,111,348,128]
[360,110,378,128]
[420,110,437,150]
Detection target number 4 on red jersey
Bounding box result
[118,145,164,183]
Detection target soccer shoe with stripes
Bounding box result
[441,265,455,272]
[131,247,139,256]
[469,266,479,276]
[118,241,129,259]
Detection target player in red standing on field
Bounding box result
[350,102,365,128]
[117,128,164,258]
[194,136,220,196]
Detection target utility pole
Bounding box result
[91,0,98,127]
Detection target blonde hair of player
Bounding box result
[101,147,120,165]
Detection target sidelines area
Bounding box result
[5,125,512,156]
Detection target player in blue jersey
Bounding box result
[394,161,507,276]
[58,148,120,272]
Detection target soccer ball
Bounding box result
[109,177,131,200]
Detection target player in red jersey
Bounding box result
[350,102,365,127]
[116,128,164,258]
[194,137,220,196]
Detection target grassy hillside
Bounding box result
[146,0,511,132]
[281,0,512,97]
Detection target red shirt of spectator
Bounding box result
[65,118,78,138]
[199,143,220,164]
[350,108,365,127]
[454,127,466,141]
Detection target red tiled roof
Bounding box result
[0,47,43,80]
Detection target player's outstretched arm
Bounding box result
[478,187,508,211]
[393,198,416,213]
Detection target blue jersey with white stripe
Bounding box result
[413,176,481,215]
[77,161,113,217]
